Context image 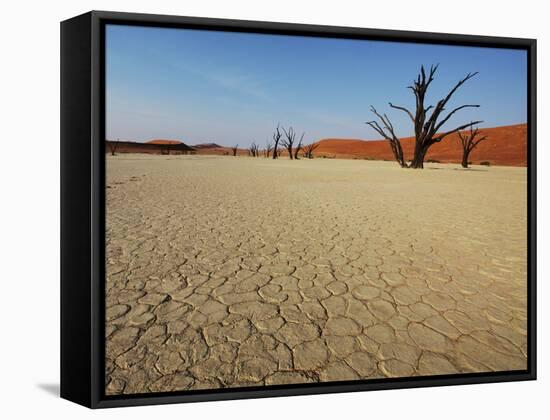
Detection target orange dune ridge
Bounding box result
[314,123,527,166]
[146,139,184,145]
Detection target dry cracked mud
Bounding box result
[105,155,527,395]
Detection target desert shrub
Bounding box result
[426,159,440,163]
[480,161,491,166]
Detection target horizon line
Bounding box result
[105,121,527,145]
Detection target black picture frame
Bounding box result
[60,10,537,409]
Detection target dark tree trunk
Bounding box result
[461,151,469,168]
[411,141,423,168]
[109,142,118,156]
[409,145,429,168]
[409,157,423,169]
[394,139,407,168]
[409,156,421,169]
[272,125,282,159]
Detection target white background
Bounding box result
[0,0,547,418]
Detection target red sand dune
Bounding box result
[314,123,527,166]
[146,139,184,145]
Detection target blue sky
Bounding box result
[106,24,527,147]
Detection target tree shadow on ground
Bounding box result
[423,166,488,172]
[452,168,489,172]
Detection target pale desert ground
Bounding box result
[105,155,528,395]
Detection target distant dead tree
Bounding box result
[108,139,119,156]
[458,124,488,168]
[249,142,259,157]
[231,144,239,156]
[293,132,305,159]
[303,142,320,159]
[281,126,297,160]
[265,140,274,158]
[272,124,282,159]
[366,65,481,169]
[161,144,172,155]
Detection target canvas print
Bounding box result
[104,24,528,395]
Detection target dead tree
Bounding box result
[281,126,297,160]
[367,65,481,168]
[248,142,259,157]
[265,140,273,158]
[231,144,238,157]
[108,139,119,156]
[458,125,488,168]
[303,142,320,159]
[366,107,407,167]
[293,132,305,159]
[272,124,282,159]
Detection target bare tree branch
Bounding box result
[303,142,320,159]
[389,102,414,123]
[457,123,488,168]
[366,106,406,167]
[248,142,259,157]
[281,126,296,160]
[425,72,479,133]
[367,65,481,168]
[435,104,480,132]
[265,139,273,158]
[433,120,482,143]
[294,132,305,159]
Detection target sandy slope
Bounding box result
[146,139,185,145]
[105,155,527,395]
[316,123,527,166]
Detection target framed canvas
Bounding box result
[60,10,536,408]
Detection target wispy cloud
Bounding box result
[135,40,275,101]
[206,71,271,100]
[302,109,361,129]
[171,60,273,101]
